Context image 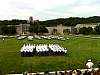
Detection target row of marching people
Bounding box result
[48,44,67,55]
[20,44,35,56]
[20,44,67,57]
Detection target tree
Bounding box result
[79,27,94,35]
[73,28,78,34]
[29,20,39,34]
[33,25,39,35]
[1,26,9,35]
[79,27,87,35]
[95,25,100,34]
[29,20,48,35]
[1,26,16,35]
[87,27,93,34]
[38,26,48,34]
[8,26,16,35]
[43,27,48,33]
[29,26,34,33]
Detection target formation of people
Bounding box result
[20,44,67,56]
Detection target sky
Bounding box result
[0,0,100,21]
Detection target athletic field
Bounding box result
[0,35,100,73]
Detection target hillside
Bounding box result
[0,16,100,27]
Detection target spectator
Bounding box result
[83,70,88,75]
[76,70,82,75]
[98,62,100,69]
[96,68,100,75]
[72,70,78,75]
[44,71,49,75]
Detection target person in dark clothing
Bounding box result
[76,70,82,75]
[98,62,100,69]
[83,70,88,75]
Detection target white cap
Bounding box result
[88,59,91,62]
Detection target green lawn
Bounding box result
[0,36,100,73]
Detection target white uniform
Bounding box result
[86,61,94,68]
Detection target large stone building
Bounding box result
[75,23,100,32]
[14,24,74,35]
[75,23,99,29]
[16,24,30,35]
[8,24,30,35]
[46,24,74,35]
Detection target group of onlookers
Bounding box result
[24,68,100,75]
[27,59,100,75]
[6,59,100,75]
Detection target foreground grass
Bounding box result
[0,36,100,73]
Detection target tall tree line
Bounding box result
[40,16,100,26]
[0,16,100,27]
[0,26,16,35]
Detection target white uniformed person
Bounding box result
[86,59,94,69]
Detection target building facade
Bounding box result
[16,24,30,35]
[11,24,73,35]
[46,24,74,35]
[75,23,100,33]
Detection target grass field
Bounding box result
[0,35,100,73]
